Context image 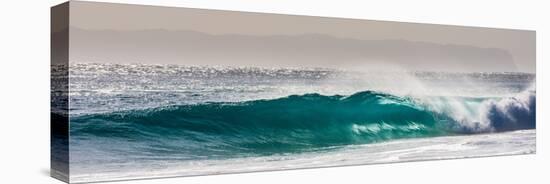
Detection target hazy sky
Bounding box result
[67,1,535,73]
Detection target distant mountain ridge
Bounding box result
[68,27,518,72]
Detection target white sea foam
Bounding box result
[70,129,535,183]
[416,85,536,132]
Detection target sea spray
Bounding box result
[417,85,536,133]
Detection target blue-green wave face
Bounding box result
[71,91,447,157]
[70,90,535,158]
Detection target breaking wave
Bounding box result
[70,89,535,157]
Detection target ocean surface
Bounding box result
[66,63,536,183]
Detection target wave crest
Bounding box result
[480,89,536,132]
